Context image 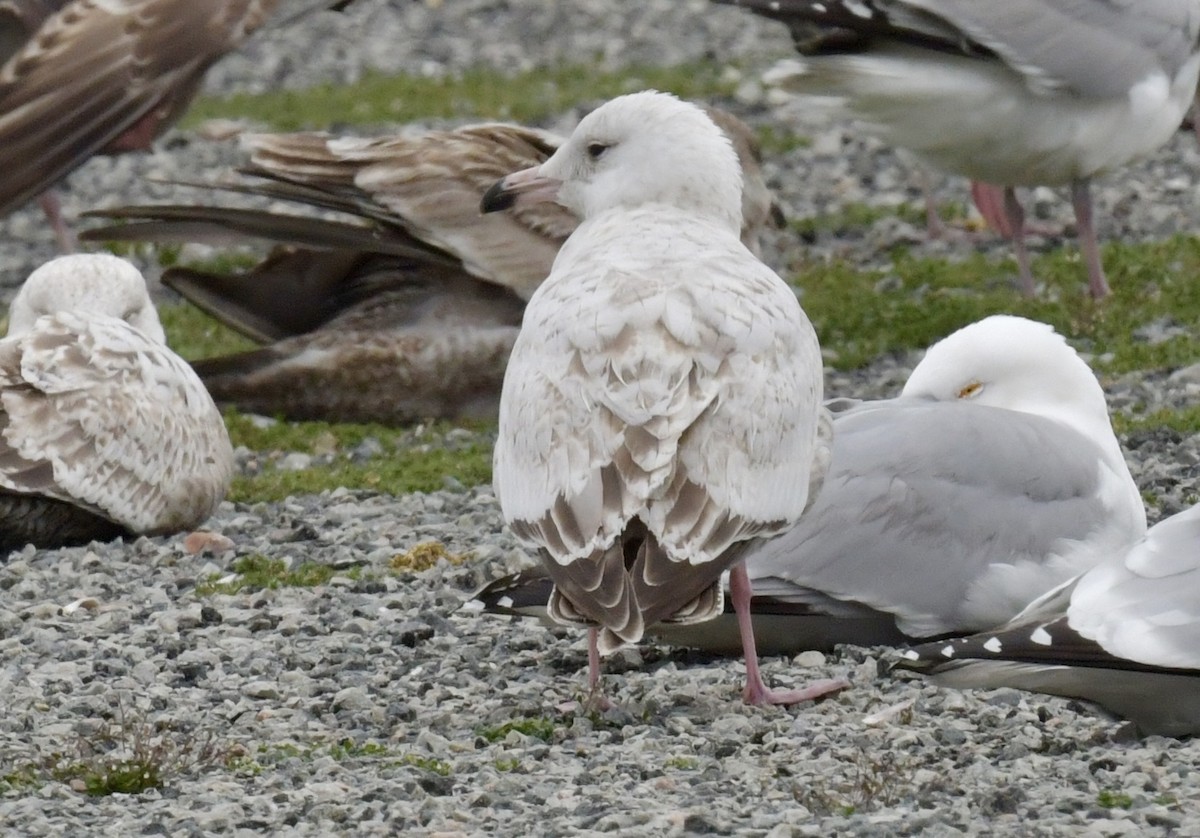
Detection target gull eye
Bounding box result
[586,142,609,160]
[957,381,983,399]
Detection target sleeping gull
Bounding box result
[897,502,1200,737]
[479,90,845,706]
[473,315,1147,655]
[0,253,234,552]
[78,110,781,424]
[0,0,359,248]
[715,0,1200,298]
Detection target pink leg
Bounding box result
[583,626,613,712]
[971,181,1061,241]
[999,186,1039,296]
[970,181,1013,238]
[588,626,602,691]
[1070,180,1110,300]
[38,191,77,253]
[730,563,850,706]
[920,169,947,239]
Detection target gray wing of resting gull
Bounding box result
[79,110,780,425]
[471,397,1141,654]
[713,0,1200,298]
[471,314,1146,656]
[0,254,234,554]
[896,503,1200,738]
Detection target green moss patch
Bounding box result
[184,62,739,131]
[796,235,1200,372]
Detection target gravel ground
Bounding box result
[1,1,1200,835]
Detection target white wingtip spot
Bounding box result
[901,649,920,660]
[940,644,955,658]
[983,637,1002,654]
[497,596,514,609]
[62,597,100,615]
[1031,626,1053,646]
[844,0,872,18]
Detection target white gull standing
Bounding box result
[479,90,846,706]
[715,0,1200,298]
[473,316,1148,655]
[898,502,1200,737]
[0,253,234,552]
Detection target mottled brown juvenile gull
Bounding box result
[898,502,1200,737]
[472,316,1147,655]
[0,253,234,553]
[80,110,781,424]
[0,0,358,247]
[716,0,1200,298]
[480,90,845,706]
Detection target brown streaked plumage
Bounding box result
[0,0,359,238]
[484,91,844,706]
[0,254,234,554]
[81,109,782,425]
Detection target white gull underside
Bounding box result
[768,46,1200,184]
[1067,502,1200,670]
[904,503,1200,736]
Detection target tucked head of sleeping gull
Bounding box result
[7,252,165,342]
[481,90,846,707]
[0,253,233,551]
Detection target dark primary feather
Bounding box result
[0,490,128,554]
[894,618,1200,737]
[712,0,996,57]
[469,568,915,655]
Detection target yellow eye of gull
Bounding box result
[957,381,983,399]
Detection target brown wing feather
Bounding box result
[0,0,280,215]
[193,320,520,425]
[247,125,575,299]
[0,312,233,534]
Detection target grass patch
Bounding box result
[664,756,700,771]
[1097,790,1134,810]
[791,202,934,238]
[753,124,811,155]
[476,718,559,744]
[793,751,910,816]
[195,554,356,595]
[0,708,235,797]
[796,235,1200,372]
[183,62,740,131]
[228,437,493,502]
[229,740,451,777]
[159,301,258,361]
[1113,404,1200,436]
[212,410,495,501]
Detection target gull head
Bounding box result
[480,90,744,233]
[901,315,1112,439]
[8,254,165,342]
